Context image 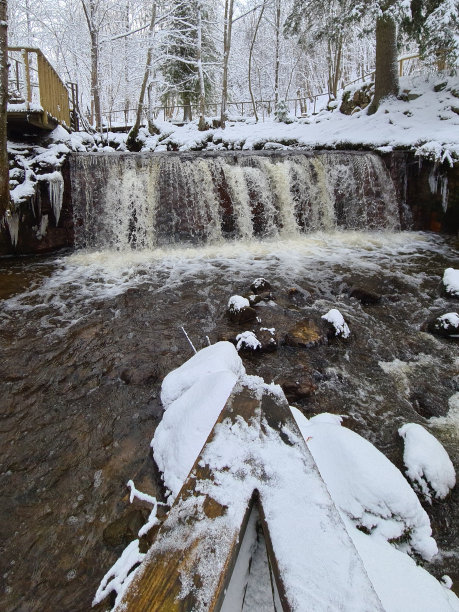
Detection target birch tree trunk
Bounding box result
[0,0,9,218]
[368,13,399,114]
[82,0,102,130]
[220,0,234,128]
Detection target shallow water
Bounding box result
[1,231,458,610]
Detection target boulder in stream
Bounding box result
[426,312,459,339]
[226,295,257,324]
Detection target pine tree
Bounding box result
[162,0,216,123]
[404,0,459,69]
[285,0,410,113]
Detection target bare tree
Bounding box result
[248,2,266,122]
[81,0,102,129]
[0,0,9,218]
[196,0,206,130]
[126,0,157,150]
[220,0,234,128]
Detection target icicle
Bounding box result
[440,176,449,213]
[6,211,20,247]
[48,172,64,225]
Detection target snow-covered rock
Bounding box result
[399,423,456,502]
[227,295,257,323]
[443,268,459,298]
[321,308,351,338]
[291,410,438,561]
[236,330,262,352]
[427,312,459,338]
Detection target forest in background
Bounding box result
[6,0,458,133]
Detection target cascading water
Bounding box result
[3,148,458,612]
[70,151,401,250]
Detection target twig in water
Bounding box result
[181,326,197,354]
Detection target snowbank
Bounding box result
[291,410,437,561]
[399,423,456,501]
[137,74,459,163]
[154,342,245,500]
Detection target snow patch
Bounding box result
[228,294,250,311]
[443,268,459,297]
[322,308,351,338]
[399,423,456,502]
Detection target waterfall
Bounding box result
[70,151,401,250]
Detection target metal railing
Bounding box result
[7,47,71,128]
[99,52,437,131]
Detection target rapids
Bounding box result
[0,230,458,610]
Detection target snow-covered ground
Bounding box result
[67,74,459,164]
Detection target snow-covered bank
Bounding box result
[70,74,459,164]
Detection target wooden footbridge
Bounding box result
[7,47,79,132]
[115,384,384,611]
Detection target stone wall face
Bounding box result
[0,152,457,257]
[382,151,459,234]
[0,160,73,256]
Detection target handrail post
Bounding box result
[22,49,31,110]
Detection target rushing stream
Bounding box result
[1,231,458,610]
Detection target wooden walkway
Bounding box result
[117,384,383,611]
[7,47,76,131]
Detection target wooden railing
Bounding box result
[8,47,71,128]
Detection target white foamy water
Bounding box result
[0,232,455,341]
[71,151,401,249]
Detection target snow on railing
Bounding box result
[7,47,71,128]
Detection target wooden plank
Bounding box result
[22,49,31,110]
[117,383,384,612]
[119,386,260,612]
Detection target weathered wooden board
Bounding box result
[117,384,384,612]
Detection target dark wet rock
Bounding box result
[434,81,448,92]
[425,313,459,339]
[350,286,382,305]
[398,90,421,102]
[248,290,274,306]
[340,83,373,115]
[279,369,318,402]
[284,318,328,348]
[119,358,159,385]
[103,508,149,547]
[226,296,257,324]
[257,328,278,352]
[250,277,272,294]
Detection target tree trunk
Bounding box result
[82,0,102,130]
[0,0,9,218]
[220,0,234,128]
[127,0,157,149]
[183,92,192,122]
[196,3,206,131]
[274,0,281,106]
[249,3,265,122]
[368,14,399,114]
[90,29,102,129]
